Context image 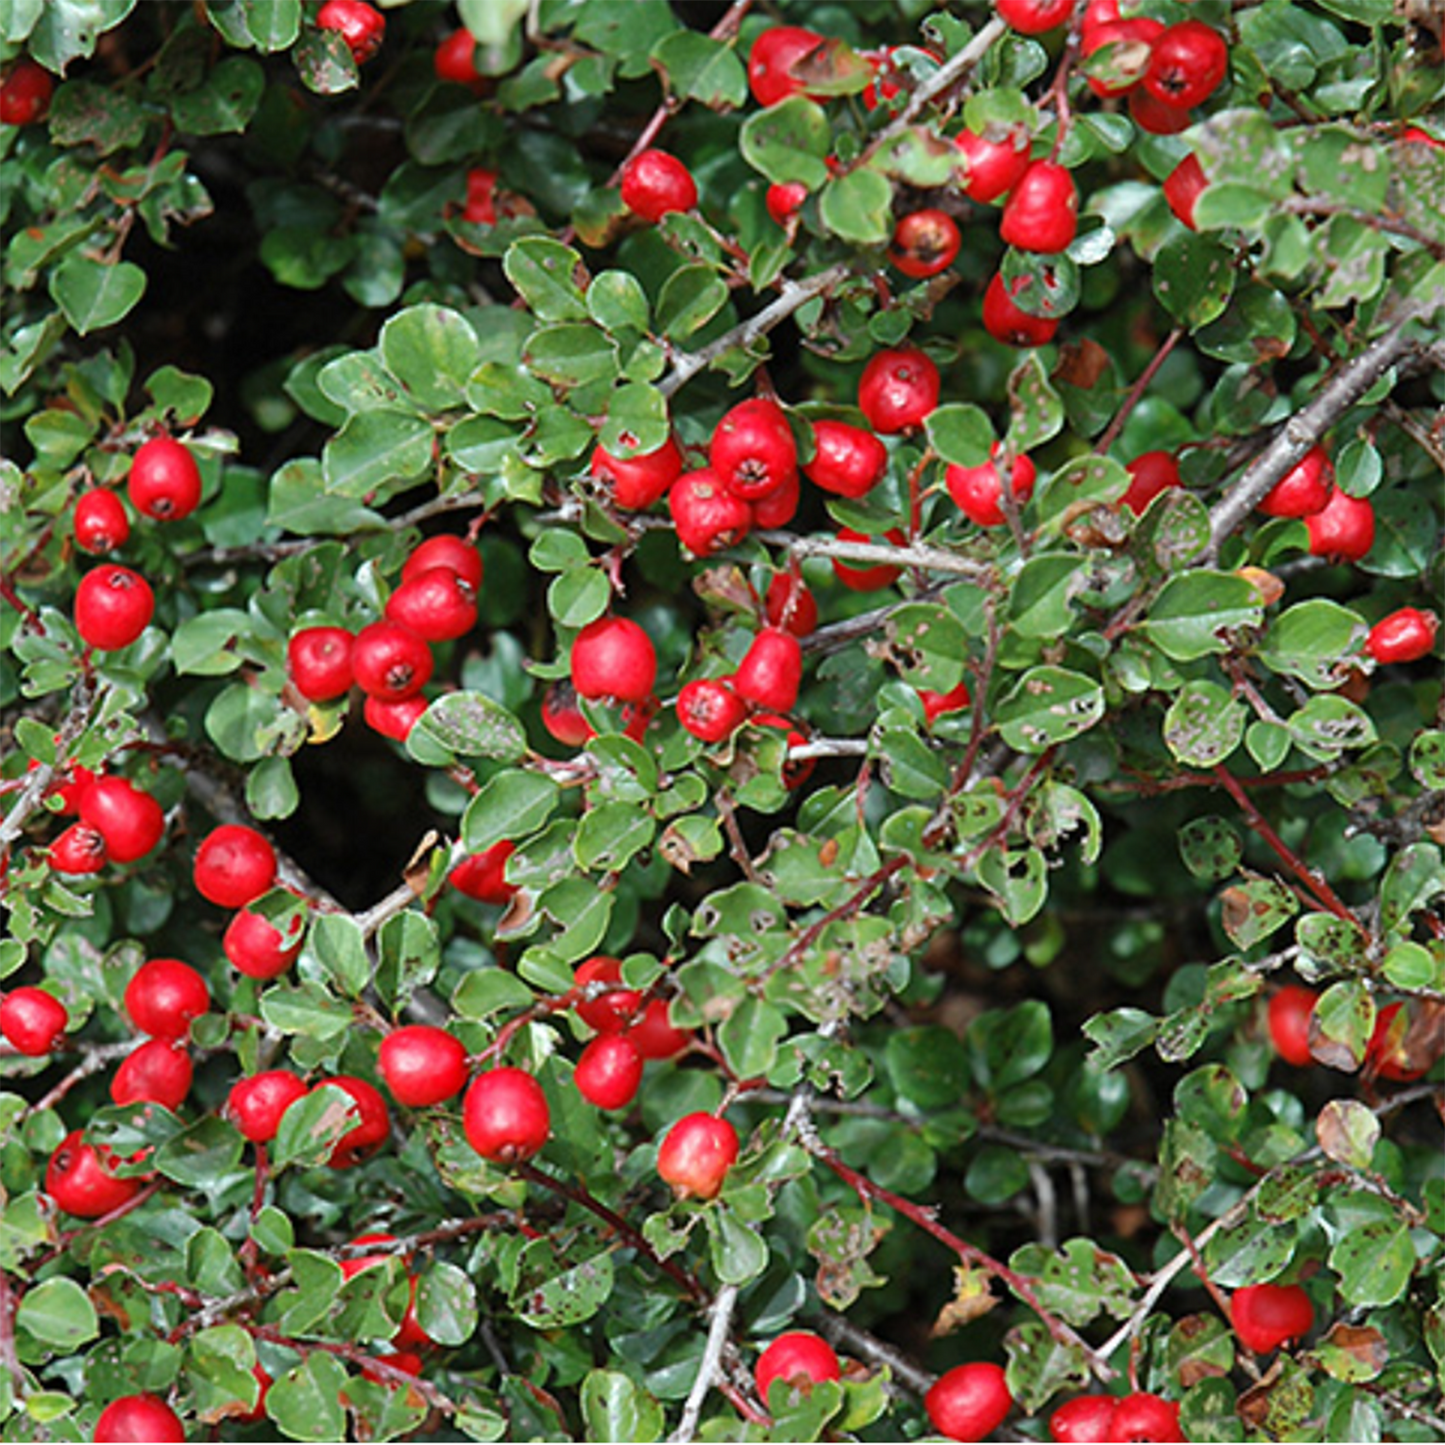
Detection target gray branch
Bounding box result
[670,1283,739,1444]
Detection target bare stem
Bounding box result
[670,1284,739,1443]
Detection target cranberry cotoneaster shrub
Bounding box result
[1,1,1443,1441]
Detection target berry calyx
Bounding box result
[124,958,210,1040]
[765,573,819,636]
[73,490,130,554]
[402,534,483,591]
[1267,986,1316,1067]
[0,986,69,1055]
[804,419,888,499]
[982,271,1059,348]
[996,0,1075,35]
[1120,450,1182,515]
[0,59,53,126]
[858,348,940,434]
[625,997,691,1060]
[385,565,478,643]
[193,824,277,908]
[1144,21,1229,109]
[1109,1393,1183,1442]
[364,694,428,742]
[1305,488,1375,563]
[669,467,753,556]
[832,526,905,591]
[316,0,385,64]
[46,1130,142,1218]
[711,397,798,502]
[734,628,803,713]
[288,626,355,703]
[657,1111,738,1200]
[352,620,434,702]
[226,1070,309,1143]
[748,26,825,107]
[1231,1282,1314,1354]
[93,1394,186,1443]
[954,125,1032,203]
[620,149,698,222]
[755,1331,840,1400]
[1049,1394,1119,1442]
[573,955,642,1033]
[571,616,657,705]
[1000,161,1079,254]
[48,822,108,875]
[1366,607,1437,664]
[127,436,202,522]
[379,1024,469,1107]
[1258,445,1334,518]
[110,1039,192,1111]
[574,1032,644,1111]
[946,445,1037,527]
[223,905,305,980]
[463,1067,550,1163]
[925,1362,1014,1442]
[74,565,155,651]
[890,208,962,279]
[322,1075,390,1168]
[677,678,749,743]
[592,434,684,511]
[450,839,518,905]
[79,776,165,864]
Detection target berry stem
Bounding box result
[1094,326,1185,457]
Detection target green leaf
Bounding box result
[265,1354,347,1442]
[415,1261,478,1347]
[1145,571,1264,661]
[994,666,1104,752]
[1379,843,1444,938]
[1153,232,1236,328]
[1316,1098,1379,1170]
[453,969,535,1019]
[271,1083,357,1169]
[503,237,589,322]
[1004,1321,1091,1414]
[408,692,528,766]
[169,55,264,134]
[1220,874,1298,949]
[260,980,354,1042]
[376,910,441,1011]
[580,1369,665,1445]
[49,256,146,335]
[600,382,669,456]
[708,1206,770,1285]
[718,997,786,1079]
[925,402,996,469]
[1084,1008,1158,1070]
[155,1115,245,1188]
[1164,680,1246,768]
[651,31,747,108]
[322,410,434,499]
[1033,454,1129,524]
[656,265,730,342]
[739,96,831,188]
[1007,353,1066,450]
[1286,694,1377,760]
[1329,1218,1414,1307]
[463,771,560,853]
[310,914,370,998]
[587,272,651,336]
[525,323,618,388]
[573,801,654,872]
[885,1026,967,1109]
[538,878,614,962]
[1258,598,1366,689]
[819,168,894,245]
[977,845,1048,925]
[379,304,481,413]
[884,603,967,690]
[28,0,136,71]
[1008,554,1084,638]
[512,1243,614,1327]
[1179,816,1243,881]
[15,1277,98,1349]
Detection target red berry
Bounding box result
[434,27,479,86]
[755,1331,840,1400]
[226,1070,308,1144]
[711,398,798,503]
[1121,450,1182,516]
[385,565,478,643]
[47,761,98,816]
[657,1112,738,1200]
[1305,488,1374,563]
[402,535,483,591]
[1365,1001,1427,1081]
[571,616,657,705]
[620,149,697,222]
[74,564,155,651]
[46,1130,142,1218]
[919,680,972,726]
[48,822,108,874]
[124,958,210,1040]
[982,271,1059,348]
[735,628,803,713]
[0,987,69,1055]
[1080,0,1121,42]
[450,839,518,905]
[748,26,825,107]
[574,1032,644,1110]
[0,59,53,126]
[858,348,940,434]
[364,694,428,742]
[1109,1392,1183,1442]
[766,181,808,226]
[322,1075,390,1168]
[352,620,434,702]
[625,997,691,1060]
[750,470,800,529]
[93,1394,185,1443]
[1399,125,1443,147]
[110,1039,192,1111]
[832,526,905,591]
[1366,607,1438,665]
[1131,86,1194,135]
[1231,1282,1314,1353]
[890,208,961,279]
[669,467,753,556]
[541,679,594,748]
[592,434,684,511]
[78,776,165,864]
[676,678,749,743]
[379,1024,469,1107]
[925,1363,1014,1442]
[1081,17,1163,97]
[463,1066,550,1163]
[1000,161,1078,253]
[223,905,305,980]
[194,824,277,908]
[1050,1395,1119,1443]
[997,0,1075,34]
[804,420,888,500]
[73,490,130,554]
[1145,21,1229,109]
[573,956,642,1033]
[288,626,354,703]
[1162,154,1207,231]
[128,436,202,522]
[316,0,384,64]
[462,167,498,225]
[1258,445,1334,519]
[954,126,1032,203]
[946,445,1037,527]
[1267,986,1316,1067]
[764,573,819,636]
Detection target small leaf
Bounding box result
[1316,1099,1379,1170]
[16,1277,98,1349]
[49,256,146,335]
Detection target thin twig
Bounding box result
[1095,327,1185,456]
[670,1283,739,1443]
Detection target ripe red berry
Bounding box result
[574,1032,644,1111]
[1081,17,1163,97]
[124,959,210,1040]
[750,470,800,530]
[946,446,1037,527]
[1081,0,1121,42]
[93,1394,185,1443]
[79,776,165,864]
[1365,1000,1427,1081]
[1267,986,1316,1067]
[433,27,479,86]
[735,628,803,713]
[223,905,304,980]
[954,125,1032,203]
[1121,450,1183,515]
[626,997,691,1060]
[352,620,434,702]
[890,208,962,279]
[1131,86,1194,135]
[0,987,69,1055]
[997,0,1075,34]
[804,420,888,500]
[46,1130,142,1218]
[541,679,595,748]
[322,1075,390,1168]
[592,434,684,511]
[194,824,277,908]
[1258,445,1334,518]
[1145,21,1229,109]
[620,149,698,222]
[1000,161,1079,253]
[982,271,1060,348]
[755,1332,840,1400]
[677,678,749,743]
[766,181,809,226]
[288,626,354,703]
[379,1024,469,1107]
[385,565,478,642]
[711,398,798,503]
[657,1112,738,1200]
[364,694,428,742]
[0,59,53,126]
[748,26,825,107]
[450,839,518,905]
[463,1066,550,1163]
[669,467,754,556]
[73,490,130,554]
[1399,125,1443,147]
[127,436,202,522]
[1231,1282,1314,1353]
[1108,1393,1183,1442]
[573,955,642,1033]
[1366,607,1438,665]
[226,1070,309,1144]
[402,535,483,591]
[48,822,108,874]
[832,526,905,591]
[919,680,972,726]
[571,616,657,704]
[858,348,940,434]
[462,167,498,225]
[1305,488,1374,563]
[1049,1394,1119,1443]
[110,1039,192,1111]
[925,1363,1014,1442]
[74,564,155,651]
[764,573,819,636]
[316,0,385,64]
